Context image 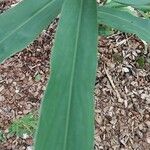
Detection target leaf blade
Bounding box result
[35,0,98,150]
[113,0,150,5]
[98,6,150,42]
[0,0,63,63]
[112,0,150,11]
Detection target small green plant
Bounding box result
[98,24,114,36]
[0,130,6,142]
[8,113,38,137]
[34,73,42,82]
[0,0,150,149]
[136,56,145,69]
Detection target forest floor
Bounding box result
[0,0,150,150]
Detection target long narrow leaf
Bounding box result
[112,0,150,11]
[35,0,97,150]
[113,0,150,5]
[98,6,150,42]
[0,0,63,63]
[105,1,126,8]
[135,5,150,11]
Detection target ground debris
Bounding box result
[95,34,150,150]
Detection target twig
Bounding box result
[104,66,123,103]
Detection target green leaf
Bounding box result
[0,0,63,63]
[113,0,150,5]
[35,0,97,150]
[98,24,113,36]
[9,113,38,137]
[112,0,150,11]
[34,73,41,82]
[0,130,6,142]
[98,6,150,42]
[135,6,150,11]
[104,1,126,8]
[136,56,145,68]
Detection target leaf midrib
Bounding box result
[98,9,149,40]
[0,0,55,45]
[63,0,84,149]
